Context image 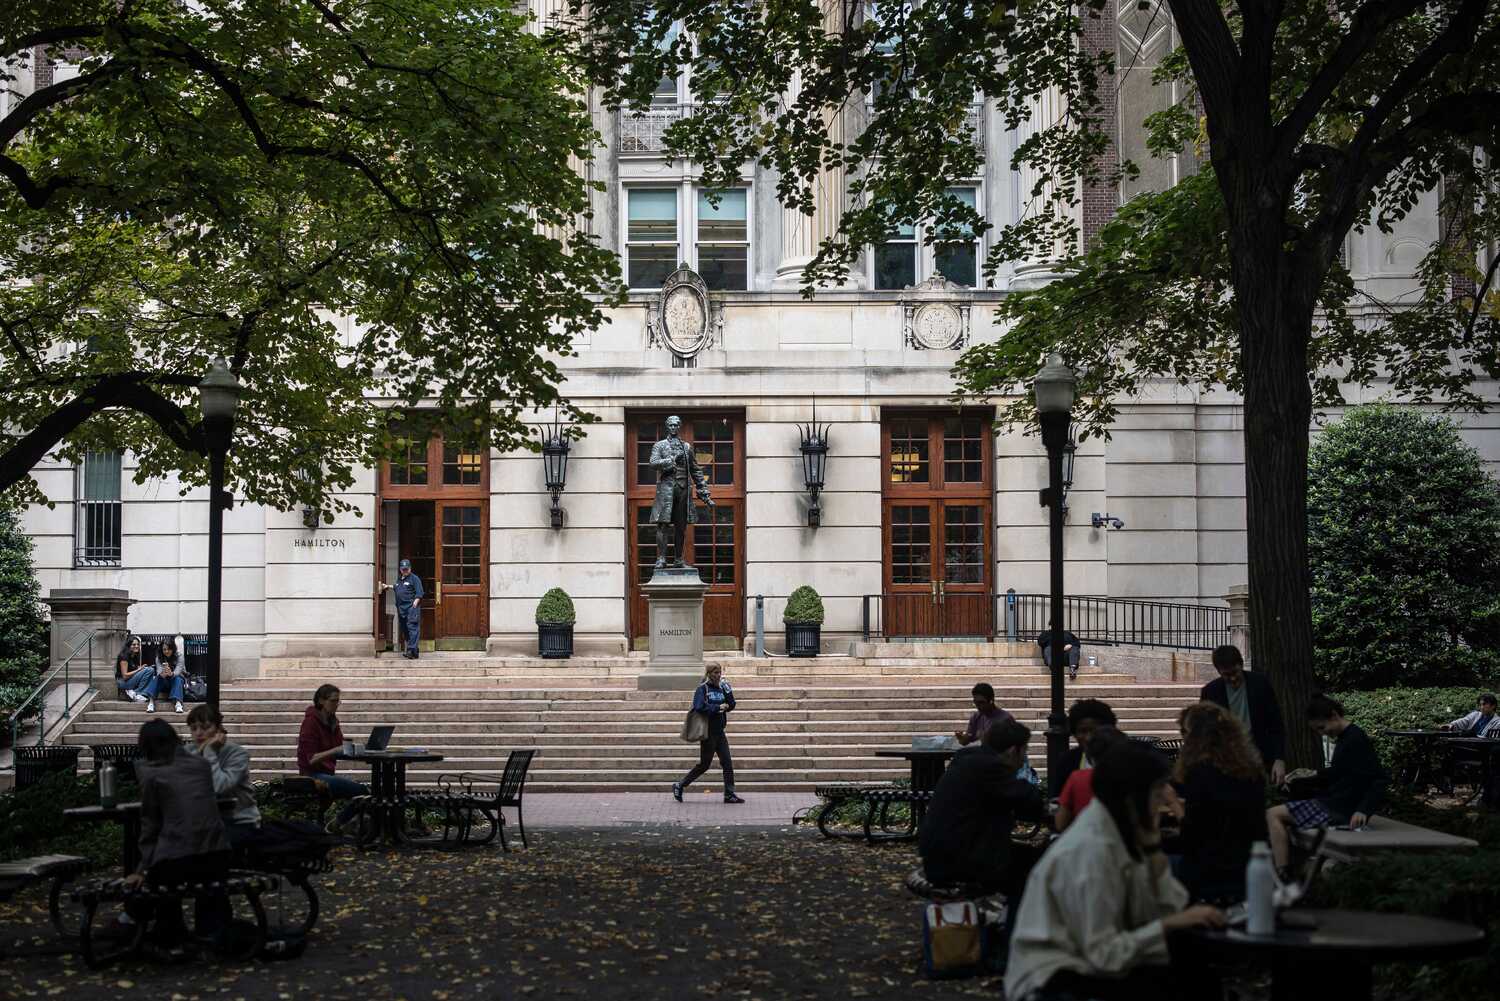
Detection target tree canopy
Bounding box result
[568,0,1500,765]
[1,0,622,516]
[1309,405,1500,691]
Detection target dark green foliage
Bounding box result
[1305,796,1500,999]
[784,585,825,625]
[535,587,576,625]
[1310,407,1500,690]
[1333,688,1496,776]
[0,503,46,714]
[0,770,119,866]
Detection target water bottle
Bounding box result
[1245,841,1276,935]
[99,762,118,809]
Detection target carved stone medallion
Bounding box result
[900,275,972,350]
[647,266,719,359]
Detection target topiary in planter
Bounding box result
[784,585,825,625]
[535,587,576,625]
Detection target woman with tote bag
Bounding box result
[673,665,745,804]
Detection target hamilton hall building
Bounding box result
[21,4,1500,679]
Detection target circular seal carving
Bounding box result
[661,280,710,356]
[911,302,964,350]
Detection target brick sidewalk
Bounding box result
[522,791,818,827]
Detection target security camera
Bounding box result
[1090,512,1125,530]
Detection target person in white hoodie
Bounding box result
[1004,741,1225,1001]
[187,704,261,847]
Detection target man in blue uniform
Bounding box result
[394,558,424,659]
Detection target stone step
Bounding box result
[209,683,1192,701]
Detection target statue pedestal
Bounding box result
[637,566,708,691]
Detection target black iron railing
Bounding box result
[1003,590,1230,651]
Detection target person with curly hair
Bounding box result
[1172,702,1267,904]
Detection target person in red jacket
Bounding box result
[297,684,368,833]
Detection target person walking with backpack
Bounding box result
[673,665,745,804]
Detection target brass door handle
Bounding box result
[435,581,442,605]
[930,580,938,605]
[938,581,946,605]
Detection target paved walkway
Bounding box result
[524,791,819,827]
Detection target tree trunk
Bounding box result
[1231,211,1323,770]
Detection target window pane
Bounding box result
[628,244,678,288]
[698,245,747,290]
[627,189,677,241]
[693,504,735,584]
[635,420,666,486]
[442,443,483,486]
[636,505,658,583]
[943,505,983,583]
[942,417,985,483]
[874,242,916,290]
[697,189,746,241]
[891,505,931,584]
[888,418,929,483]
[652,73,678,106]
[935,242,977,287]
[82,451,122,501]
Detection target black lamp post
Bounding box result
[539,410,572,529]
[1035,351,1076,797]
[199,358,241,709]
[798,418,830,527]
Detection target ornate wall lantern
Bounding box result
[798,410,831,528]
[538,410,573,529]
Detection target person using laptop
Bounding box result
[296,683,369,834]
[953,682,1015,746]
[1441,693,1500,737]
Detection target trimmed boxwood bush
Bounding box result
[535,587,576,625]
[1309,406,1500,691]
[1332,687,1493,774]
[784,585,825,625]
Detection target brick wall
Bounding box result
[1081,2,1120,251]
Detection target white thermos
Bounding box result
[99,762,118,809]
[1245,841,1276,935]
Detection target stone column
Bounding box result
[44,588,135,691]
[637,567,709,690]
[1008,88,1077,290]
[1225,583,1250,665]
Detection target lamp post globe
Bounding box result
[1034,351,1076,416]
[198,357,240,710]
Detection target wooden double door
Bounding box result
[626,413,745,647]
[882,413,994,638]
[377,434,488,648]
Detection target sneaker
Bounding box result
[724,794,746,804]
[174,701,184,713]
[146,701,156,713]
[671,783,683,803]
[127,690,146,703]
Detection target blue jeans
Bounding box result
[147,673,185,703]
[313,773,370,826]
[117,671,153,696]
[400,605,421,653]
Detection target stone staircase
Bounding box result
[60,651,1203,793]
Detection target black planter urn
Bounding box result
[538,622,574,659]
[785,622,821,658]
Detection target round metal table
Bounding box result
[1182,908,1485,1001]
[346,750,444,846]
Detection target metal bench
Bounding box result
[69,872,279,968]
[0,854,92,939]
[810,782,898,840]
[861,788,933,842]
[14,745,84,788]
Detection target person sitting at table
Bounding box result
[1053,726,1128,832]
[1006,740,1226,1001]
[954,682,1015,746]
[1266,694,1388,880]
[1441,693,1500,737]
[1172,702,1267,904]
[114,635,153,703]
[1199,644,1287,785]
[187,704,261,847]
[1052,698,1118,792]
[144,636,186,715]
[297,683,370,834]
[127,718,232,946]
[1036,622,1082,682]
[920,719,1048,963]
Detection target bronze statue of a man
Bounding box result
[649,416,713,568]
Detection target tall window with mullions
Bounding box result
[75,450,122,566]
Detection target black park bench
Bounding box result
[69,872,280,969]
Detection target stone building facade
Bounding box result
[17,3,1500,676]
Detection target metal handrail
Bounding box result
[1003,590,1230,651]
[6,625,122,752]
